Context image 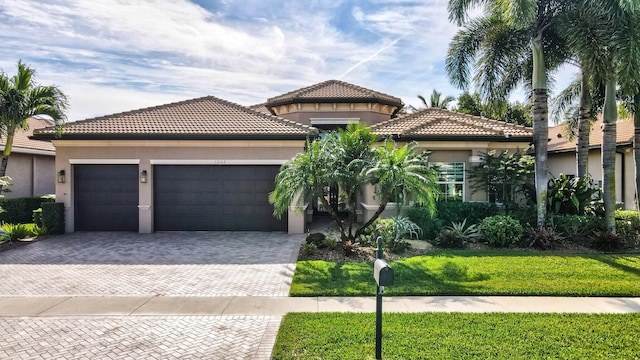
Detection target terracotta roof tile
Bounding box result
[266,80,403,107]
[548,117,634,152]
[33,96,318,140]
[248,103,273,115]
[372,108,532,139]
[1,117,55,153]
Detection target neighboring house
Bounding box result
[548,118,635,210]
[32,80,533,234]
[0,116,56,198]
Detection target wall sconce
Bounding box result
[140,170,148,183]
[57,170,66,184]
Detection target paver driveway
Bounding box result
[0,231,303,359]
[0,231,304,297]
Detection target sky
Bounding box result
[0,0,577,122]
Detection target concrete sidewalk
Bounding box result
[1,295,639,317]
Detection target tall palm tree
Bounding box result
[560,1,640,231]
[0,60,68,177]
[447,0,571,228]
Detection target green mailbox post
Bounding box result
[374,237,394,360]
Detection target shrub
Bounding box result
[552,215,606,245]
[589,231,627,252]
[1,223,31,241]
[369,216,419,254]
[433,230,466,249]
[406,206,442,240]
[42,202,65,234]
[0,196,55,224]
[23,223,48,236]
[33,208,43,227]
[436,201,499,227]
[479,215,523,247]
[321,237,338,250]
[547,174,601,215]
[615,210,640,247]
[527,227,564,250]
[301,243,316,257]
[306,232,326,246]
[507,205,537,230]
[406,202,498,240]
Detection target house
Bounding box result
[32,80,533,233]
[547,118,635,210]
[0,116,56,198]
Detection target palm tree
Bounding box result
[447,0,571,228]
[409,90,455,111]
[560,1,640,231]
[0,60,68,177]
[270,124,439,242]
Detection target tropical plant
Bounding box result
[0,60,68,177]
[527,227,564,250]
[0,223,31,241]
[547,174,601,215]
[412,90,455,111]
[447,219,480,241]
[467,150,535,208]
[446,0,572,228]
[558,1,640,232]
[479,215,524,247]
[455,92,532,125]
[270,124,439,243]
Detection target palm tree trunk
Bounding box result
[602,77,617,233]
[532,33,549,229]
[0,156,8,178]
[634,94,640,216]
[354,201,388,240]
[577,68,592,177]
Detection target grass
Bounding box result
[290,252,640,296]
[273,312,640,359]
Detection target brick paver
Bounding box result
[0,232,302,297]
[0,231,303,359]
[0,316,279,360]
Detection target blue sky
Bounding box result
[0,0,576,122]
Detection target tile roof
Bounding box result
[266,80,403,108]
[33,96,318,140]
[247,103,273,115]
[1,116,55,154]
[548,117,634,153]
[371,108,533,140]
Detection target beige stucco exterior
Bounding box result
[358,140,532,222]
[53,139,308,234]
[548,147,634,210]
[4,152,55,198]
[272,103,397,126]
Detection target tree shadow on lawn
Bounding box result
[585,255,640,277]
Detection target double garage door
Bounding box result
[74,164,286,231]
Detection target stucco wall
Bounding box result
[53,140,307,233]
[278,110,392,127]
[3,153,55,198]
[548,148,634,210]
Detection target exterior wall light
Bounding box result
[140,170,148,183]
[57,170,66,184]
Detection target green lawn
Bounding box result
[290,252,640,296]
[273,313,640,359]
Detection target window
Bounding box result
[431,162,465,201]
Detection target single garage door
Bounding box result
[74,164,139,231]
[154,165,287,231]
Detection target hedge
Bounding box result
[0,196,55,224]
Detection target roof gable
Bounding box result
[1,116,55,153]
[33,96,318,140]
[371,108,532,140]
[266,80,403,108]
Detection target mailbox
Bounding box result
[373,259,394,287]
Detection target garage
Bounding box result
[154,165,286,231]
[74,164,139,231]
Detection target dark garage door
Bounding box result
[74,164,139,231]
[154,165,286,231]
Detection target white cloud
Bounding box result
[0,0,536,122]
